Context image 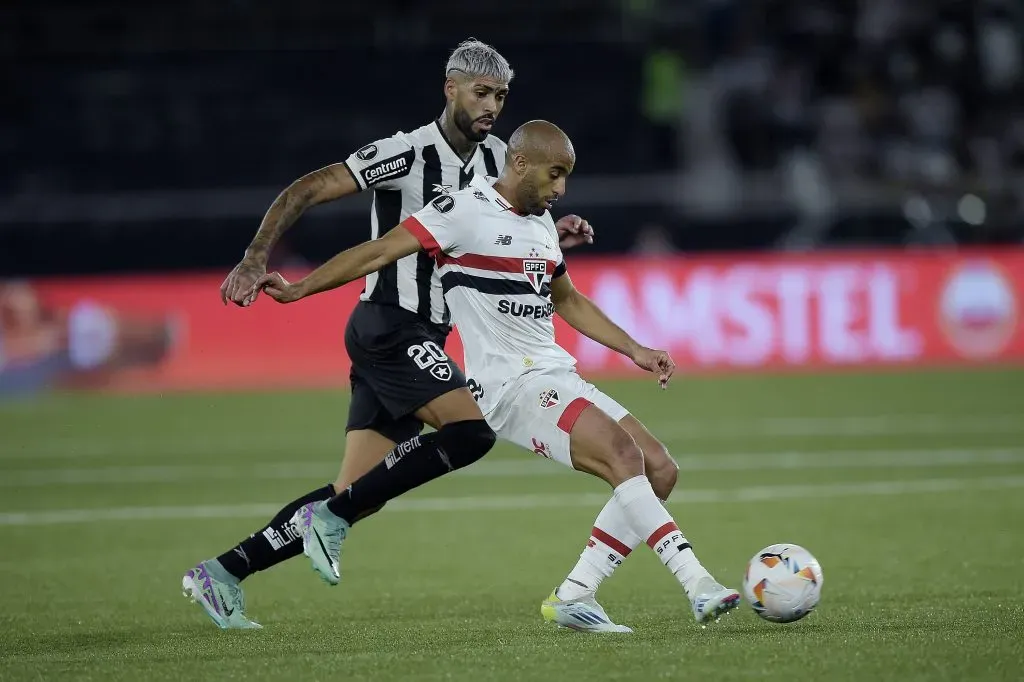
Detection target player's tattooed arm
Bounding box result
[220,164,360,306]
[551,274,675,387]
[246,164,359,264]
[248,224,422,305]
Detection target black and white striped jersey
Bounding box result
[342,120,507,326]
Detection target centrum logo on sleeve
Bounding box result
[361,150,414,185]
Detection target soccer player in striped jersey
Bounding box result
[256,121,741,632]
[182,40,594,629]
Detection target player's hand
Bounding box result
[630,347,676,389]
[247,272,303,305]
[555,214,594,249]
[220,259,266,307]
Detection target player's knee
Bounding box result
[608,434,645,477]
[434,419,496,469]
[647,447,679,499]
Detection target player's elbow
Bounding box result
[367,252,390,276]
[281,177,320,211]
[552,289,580,315]
[553,291,586,326]
[363,238,398,276]
[296,164,356,204]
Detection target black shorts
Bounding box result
[344,301,467,443]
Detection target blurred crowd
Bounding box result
[621,0,1024,246]
[1,0,1022,275]
[641,1,1024,200]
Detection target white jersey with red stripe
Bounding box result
[401,174,577,412]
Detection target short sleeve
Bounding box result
[553,258,567,279]
[543,213,567,278]
[343,133,415,191]
[400,193,475,259]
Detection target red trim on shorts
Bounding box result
[591,527,633,557]
[436,252,557,274]
[401,217,440,258]
[646,522,680,549]
[556,397,592,433]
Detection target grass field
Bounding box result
[1,367,1023,681]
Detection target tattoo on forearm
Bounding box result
[246,166,343,261]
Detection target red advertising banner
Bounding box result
[566,249,1023,373]
[2,249,1021,393]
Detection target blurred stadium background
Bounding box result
[2,2,1023,680]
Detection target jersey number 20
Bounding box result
[407,341,448,370]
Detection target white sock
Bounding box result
[556,498,643,601]
[612,475,712,597]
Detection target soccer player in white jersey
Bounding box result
[255,120,741,631]
[181,39,595,630]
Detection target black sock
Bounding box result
[216,483,335,581]
[326,419,495,523]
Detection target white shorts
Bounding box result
[483,369,630,469]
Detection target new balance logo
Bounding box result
[494,235,513,246]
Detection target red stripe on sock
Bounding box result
[556,397,592,433]
[591,526,633,557]
[646,522,680,549]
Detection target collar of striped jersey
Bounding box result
[432,119,480,171]
[469,174,527,216]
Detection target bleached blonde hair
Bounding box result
[445,38,514,83]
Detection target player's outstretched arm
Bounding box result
[551,274,676,387]
[247,226,422,305]
[221,164,361,306]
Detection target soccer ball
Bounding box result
[743,543,823,623]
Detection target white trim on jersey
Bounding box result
[395,251,421,313]
[361,192,384,299]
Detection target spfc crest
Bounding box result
[523,259,547,294]
[539,389,560,409]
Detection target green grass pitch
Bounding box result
[1,367,1023,681]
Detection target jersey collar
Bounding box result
[432,119,480,170]
[470,175,528,216]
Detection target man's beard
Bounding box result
[455,108,490,142]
